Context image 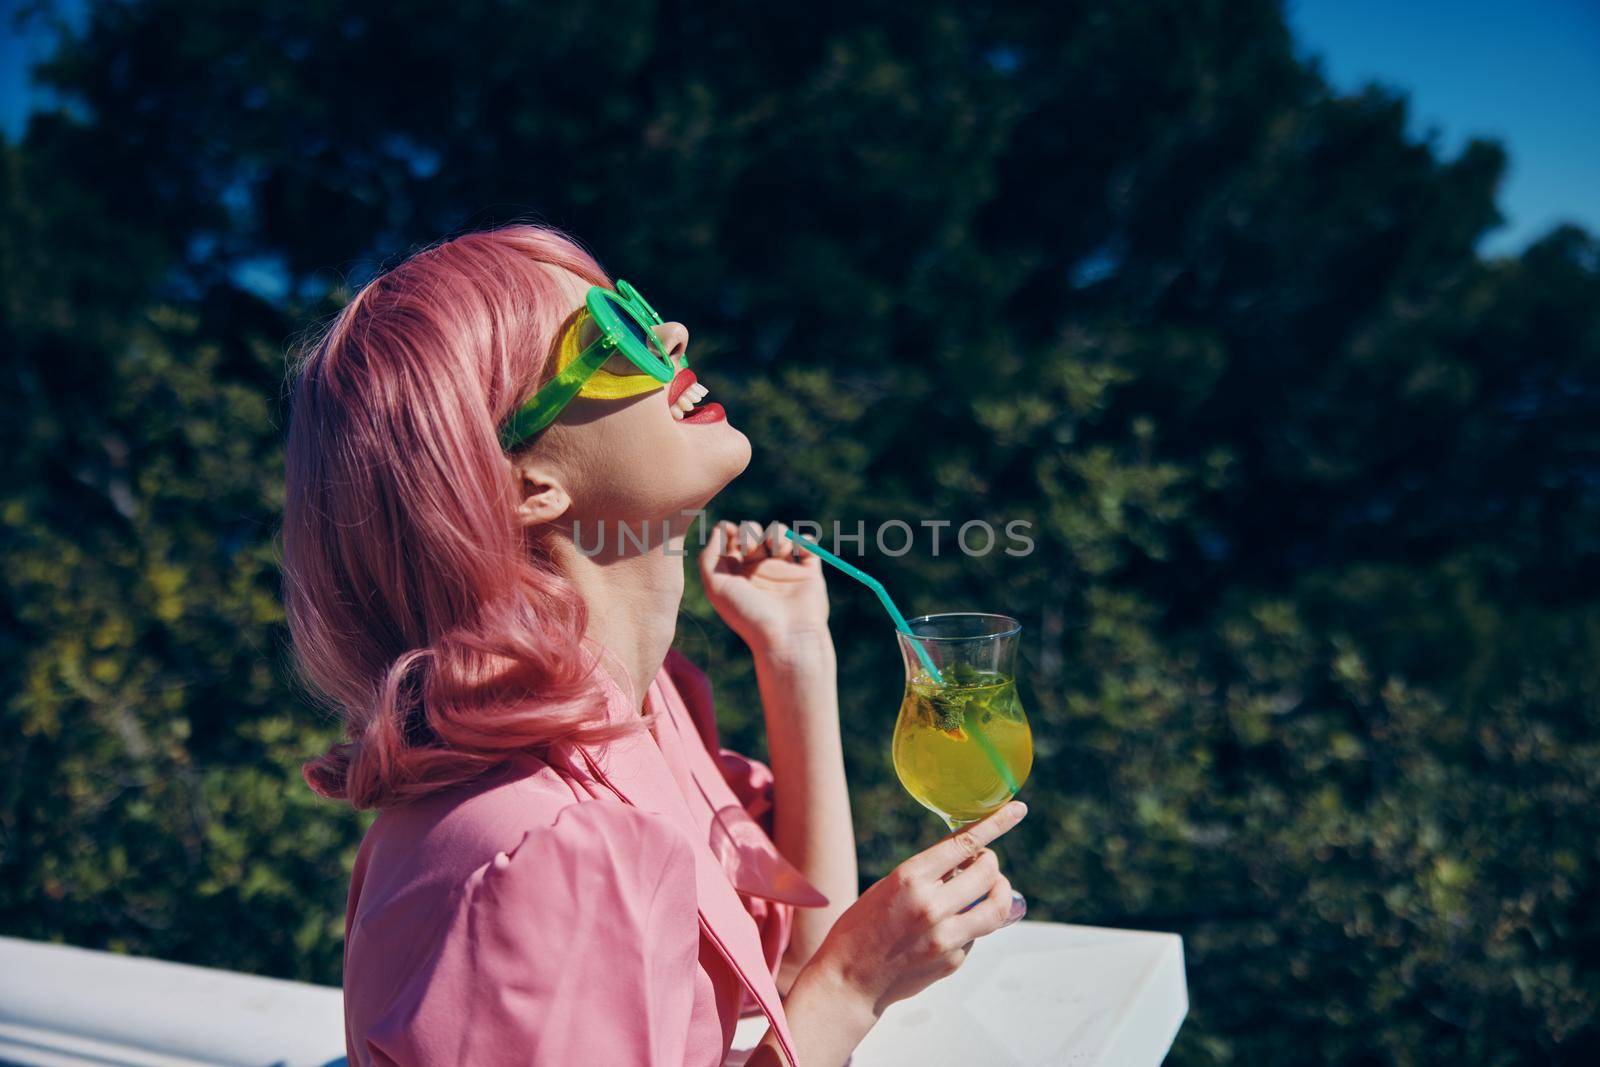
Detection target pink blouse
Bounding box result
[341,650,829,1066]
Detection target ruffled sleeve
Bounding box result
[363,800,701,1066]
[715,746,782,850]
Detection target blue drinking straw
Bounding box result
[785,530,1021,802]
[783,530,944,683]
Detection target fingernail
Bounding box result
[1001,891,1027,927]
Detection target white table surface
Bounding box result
[730,921,1187,1067]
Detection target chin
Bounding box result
[694,422,752,504]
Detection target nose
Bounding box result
[654,321,689,370]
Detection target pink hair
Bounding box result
[282,223,650,810]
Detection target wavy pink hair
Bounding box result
[282,223,650,810]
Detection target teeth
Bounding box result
[672,383,709,421]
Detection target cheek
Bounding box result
[567,401,737,520]
[566,404,704,511]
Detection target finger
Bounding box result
[702,520,728,560]
[939,844,986,883]
[716,520,739,556]
[735,520,768,561]
[719,522,745,574]
[764,522,797,561]
[907,801,1028,882]
[791,537,824,573]
[698,522,733,586]
[938,848,1001,902]
[943,873,1018,944]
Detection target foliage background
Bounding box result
[3,1,1596,1063]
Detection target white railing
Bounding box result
[1,922,1186,1066]
[0,935,344,1067]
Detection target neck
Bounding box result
[544,525,685,715]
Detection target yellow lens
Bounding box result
[580,370,668,400]
[554,309,667,401]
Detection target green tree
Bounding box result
[3,1,1596,1061]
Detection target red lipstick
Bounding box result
[668,369,698,406]
[681,402,726,425]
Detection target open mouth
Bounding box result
[668,369,726,425]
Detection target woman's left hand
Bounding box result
[699,520,830,656]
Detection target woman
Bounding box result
[282,223,1027,1067]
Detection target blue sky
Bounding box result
[1287,0,1600,255]
[4,1,1596,257]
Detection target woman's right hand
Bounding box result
[813,800,1029,1016]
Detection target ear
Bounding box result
[510,460,572,529]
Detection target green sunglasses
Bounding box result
[499,280,682,450]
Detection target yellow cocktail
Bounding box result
[893,613,1033,831]
[894,671,1033,827]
